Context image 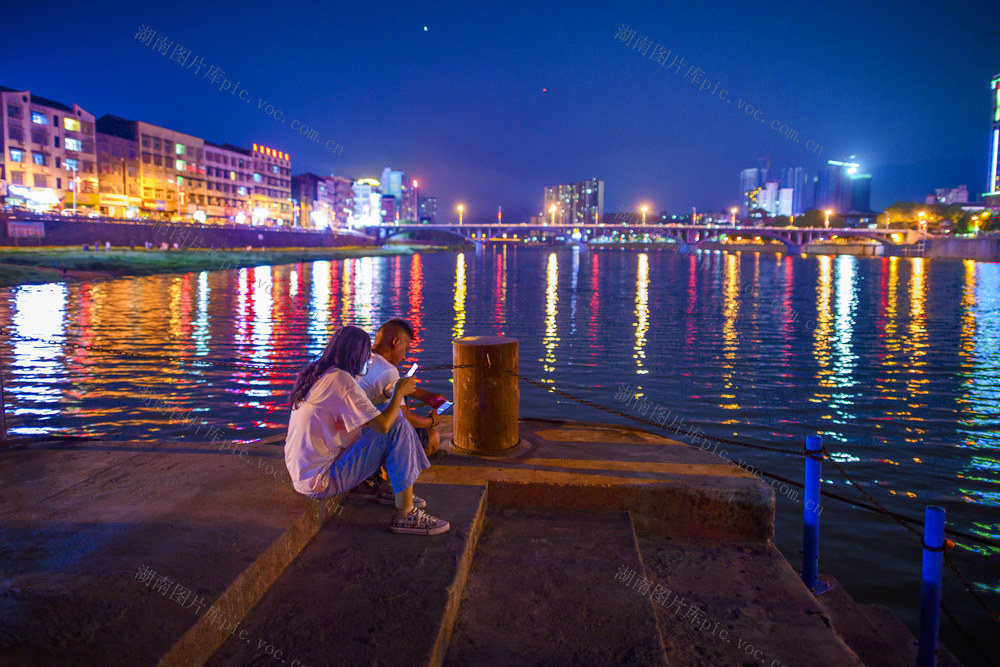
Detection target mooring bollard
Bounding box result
[452,336,519,453]
[802,434,823,592]
[917,506,946,667]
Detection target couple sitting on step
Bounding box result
[283,318,452,536]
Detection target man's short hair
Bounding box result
[378,318,415,342]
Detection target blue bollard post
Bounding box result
[917,506,946,667]
[802,434,822,591]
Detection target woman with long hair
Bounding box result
[285,325,449,535]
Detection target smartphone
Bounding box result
[405,363,419,377]
[435,400,454,415]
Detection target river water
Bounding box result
[1,245,997,664]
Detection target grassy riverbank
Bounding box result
[0,244,462,288]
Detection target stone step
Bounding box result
[636,535,865,667]
[858,602,963,667]
[811,575,910,667]
[445,507,667,666]
[0,436,341,666]
[205,482,488,667]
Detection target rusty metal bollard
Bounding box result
[452,336,519,453]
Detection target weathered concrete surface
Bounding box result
[0,436,342,666]
[814,576,963,667]
[207,483,487,667]
[445,507,667,666]
[427,418,774,541]
[637,534,864,666]
[1,417,935,666]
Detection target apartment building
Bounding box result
[0,86,98,212]
[204,141,253,223]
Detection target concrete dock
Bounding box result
[0,418,960,666]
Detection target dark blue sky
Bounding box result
[4,0,997,223]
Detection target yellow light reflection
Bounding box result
[542,252,559,377]
[453,253,466,340]
[813,255,833,387]
[633,253,649,374]
[905,258,930,400]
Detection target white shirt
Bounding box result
[284,367,381,495]
[356,353,400,406]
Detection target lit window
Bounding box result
[230,171,236,180]
[238,186,247,196]
[176,144,185,155]
[253,173,262,183]
[272,165,279,174]
[176,159,186,171]
[9,149,22,162]
[63,117,81,132]
[32,152,45,166]
[65,137,82,151]
[64,158,79,171]
[30,111,48,125]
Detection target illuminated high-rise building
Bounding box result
[779,167,811,215]
[739,167,767,216]
[814,159,858,213]
[986,73,1000,204]
[543,178,604,226]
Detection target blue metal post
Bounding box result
[802,434,822,591]
[917,506,945,667]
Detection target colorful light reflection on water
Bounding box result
[1,247,998,662]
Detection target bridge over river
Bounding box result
[364,222,931,254]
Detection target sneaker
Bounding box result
[376,488,426,509]
[389,507,450,535]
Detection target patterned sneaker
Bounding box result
[389,507,450,535]
[376,488,426,509]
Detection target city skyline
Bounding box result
[1,0,998,224]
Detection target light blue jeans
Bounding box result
[308,408,430,500]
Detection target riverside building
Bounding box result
[249,143,292,225]
[204,142,253,224]
[0,86,98,213]
[97,114,206,220]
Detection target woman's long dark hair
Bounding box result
[289,326,372,409]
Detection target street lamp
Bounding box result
[458,204,464,225]
[730,207,737,225]
[918,210,926,233]
[824,209,832,229]
[548,204,556,226]
[412,180,419,222]
[641,204,648,225]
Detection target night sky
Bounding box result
[4,0,998,224]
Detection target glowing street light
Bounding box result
[640,204,649,225]
[548,204,556,226]
[824,209,832,229]
[730,207,737,225]
[458,203,464,225]
[918,210,927,233]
